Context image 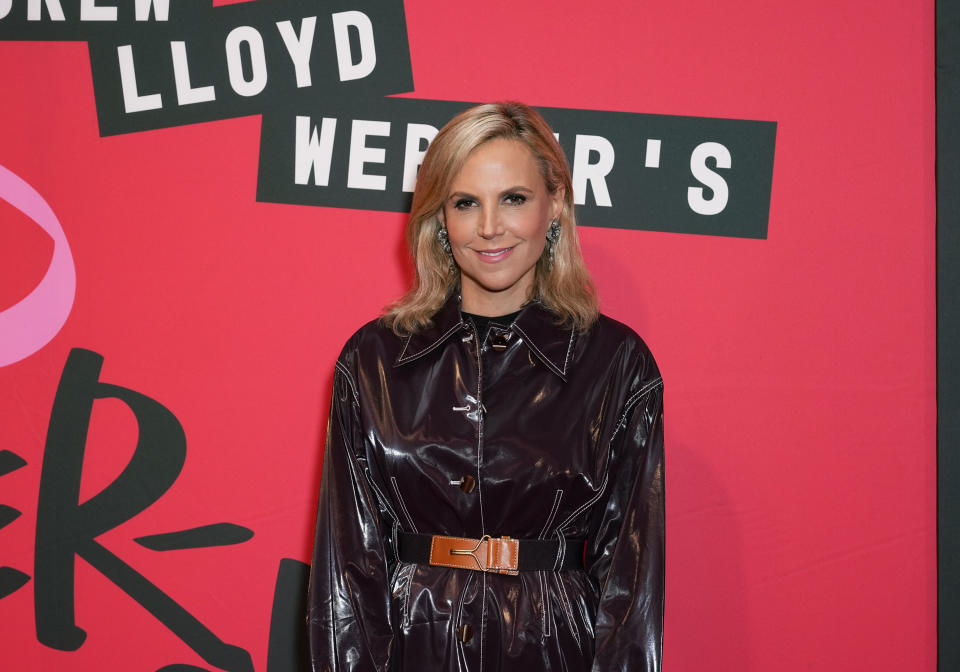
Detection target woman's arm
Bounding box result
[307,360,394,672]
[587,362,665,672]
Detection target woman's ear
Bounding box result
[550,188,565,220]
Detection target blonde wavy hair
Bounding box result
[382,101,599,335]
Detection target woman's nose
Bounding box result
[477,208,502,239]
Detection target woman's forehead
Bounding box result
[449,139,544,189]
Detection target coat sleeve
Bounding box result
[587,356,665,672]
[308,359,394,672]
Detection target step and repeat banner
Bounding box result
[0,1,935,670]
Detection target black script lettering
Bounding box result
[266,559,310,672]
[0,449,31,600]
[34,348,253,672]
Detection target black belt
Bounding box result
[397,532,585,573]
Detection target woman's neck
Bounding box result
[458,271,534,316]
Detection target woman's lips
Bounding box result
[473,246,515,263]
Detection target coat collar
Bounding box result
[393,293,577,381]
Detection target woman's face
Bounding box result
[440,138,563,316]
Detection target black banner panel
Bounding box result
[0,0,414,135]
[258,98,777,239]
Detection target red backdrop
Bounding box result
[0,0,936,670]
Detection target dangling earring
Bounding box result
[437,225,455,271]
[545,218,561,269]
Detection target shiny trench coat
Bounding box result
[308,294,664,671]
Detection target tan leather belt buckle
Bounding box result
[429,534,519,575]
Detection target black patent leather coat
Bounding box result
[308,294,664,671]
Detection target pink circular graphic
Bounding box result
[0,164,76,367]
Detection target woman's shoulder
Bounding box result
[335,316,404,368]
[582,312,662,386]
[589,312,657,358]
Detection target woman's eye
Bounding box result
[454,198,476,210]
[504,193,527,205]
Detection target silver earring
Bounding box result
[437,225,455,271]
[545,218,561,269]
[437,225,451,253]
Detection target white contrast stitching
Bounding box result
[538,490,564,539]
[511,324,567,379]
[389,477,419,533]
[334,360,359,406]
[562,330,576,375]
[539,570,550,639]
[610,377,663,443]
[480,572,487,672]
[389,556,403,587]
[553,573,581,647]
[395,323,464,365]
[363,466,401,528]
[475,324,486,536]
[397,334,412,361]
[554,467,610,541]
[476,320,486,672]
[456,570,475,628]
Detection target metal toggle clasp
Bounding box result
[449,534,491,570]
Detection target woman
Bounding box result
[308,102,664,671]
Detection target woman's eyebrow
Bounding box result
[447,191,477,201]
[501,186,534,195]
[448,186,535,200]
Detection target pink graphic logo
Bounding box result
[0,164,76,367]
